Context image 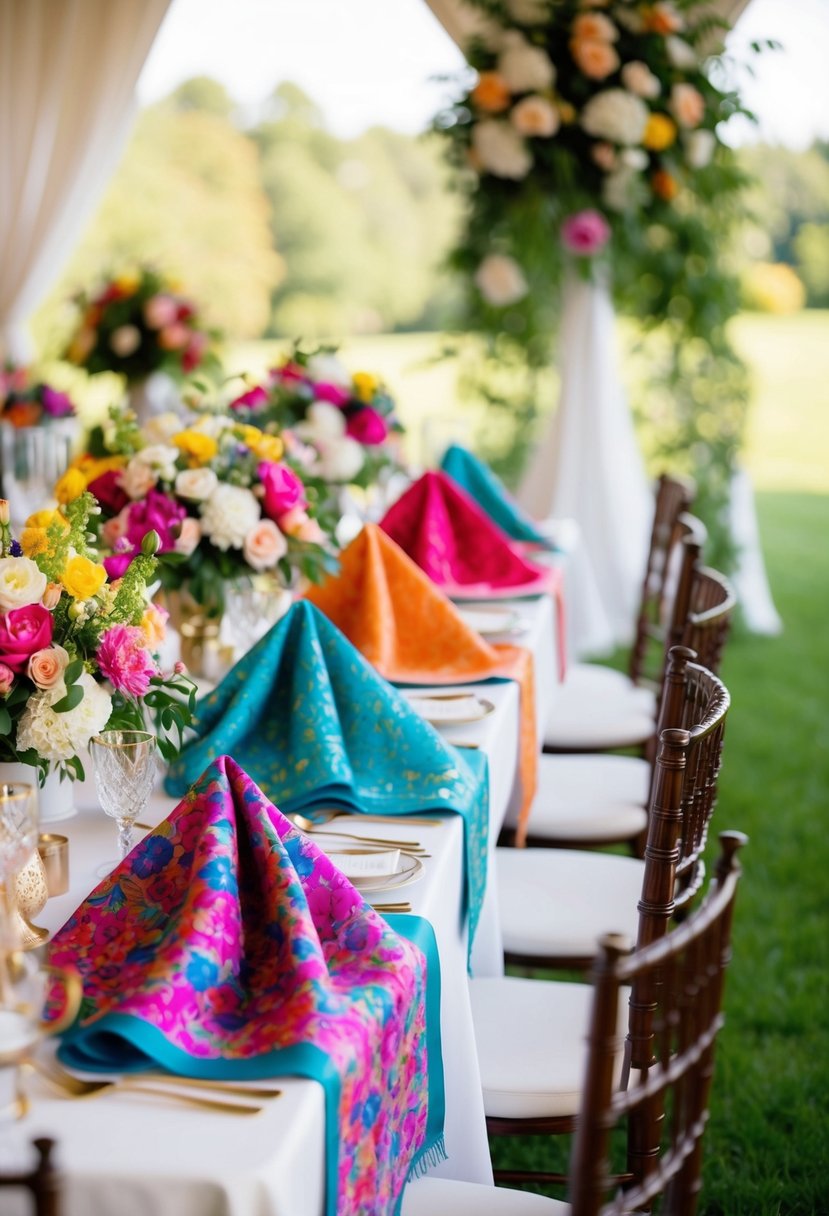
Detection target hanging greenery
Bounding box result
[435,0,766,564]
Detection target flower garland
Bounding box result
[1,365,75,427]
[62,408,338,618]
[437,0,756,554]
[0,494,195,781]
[64,266,215,384]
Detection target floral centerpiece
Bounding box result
[1,365,75,428]
[61,407,338,620]
[64,265,214,384]
[0,493,195,786]
[226,348,404,491]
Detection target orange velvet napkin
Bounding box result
[305,524,538,844]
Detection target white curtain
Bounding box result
[0,0,171,362]
[518,275,652,650]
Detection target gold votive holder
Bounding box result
[37,833,70,898]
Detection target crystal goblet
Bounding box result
[90,731,157,873]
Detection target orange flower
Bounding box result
[642,3,684,34]
[570,37,620,80]
[471,71,511,113]
[652,169,679,201]
[2,401,40,428]
[572,13,618,42]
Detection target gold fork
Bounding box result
[30,1060,269,1115]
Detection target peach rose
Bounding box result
[102,509,130,550]
[572,12,618,41]
[27,644,70,690]
[120,460,158,501]
[243,519,288,571]
[591,141,617,171]
[511,95,560,138]
[471,71,511,113]
[278,508,324,544]
[643,2,684,35]
[570,37,620,80]
[621,60,661,100]
[173,516,202,557]
[141,603,169,648]
[670,83,705,129]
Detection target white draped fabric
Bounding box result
[518,276,652,650]
[0,0,170,362]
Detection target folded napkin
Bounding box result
[49,756,444,1216]
[165,601,489,945]
[379,470,552,599]
[305,525,538,842]
[440,443,555,550]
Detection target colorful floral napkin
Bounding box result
[165,602,489,945]
[379,470,552,599]
[49,756,444,1216]
[439,443,555,550]
[305,524,538,843]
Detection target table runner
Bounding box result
[305,524,538,844]
[379,470,552,599]
[439,443,556,550]
[165,602,489,946]
[48,755,444,1216]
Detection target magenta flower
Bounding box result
[312,381,351,408]
[229,385,268,411]
[346,406,389,446]
[560,209,612,256]
[258,461,307,520]
[270,362,307,386]
[0,604,54,673]
[40,386,75,417]
[124,490,187,554]
[97,625,157,697]
[87,469,129,515]
[103,553,133,580]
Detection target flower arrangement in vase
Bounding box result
[60,406,339,622]
[0,493,195,800]
[0,365,75,428]
[64,265,215,386]
[226,347,405,494]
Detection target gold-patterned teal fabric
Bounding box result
[165,602,489,947]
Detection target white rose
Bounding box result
[243,519,288,571]
[142,413,183,445]
[190,413,228,438]
[505,0,549,24]
[199,484,261,551]
[120,458,158,500]
[175,467,219,502]
[473,120,532,179]
[136,444,180,481]
[315,437,365,483]
[685,129,716,169]
[0,557,48,611]
[306,353,351,388]
[581,89,649,146]
[620,147,649,170]
[474,254,529,306]
[498,33,555,92]
[621,61,661,100]
[666,36,698,70]
[302,401,347,440]
[109,325,141,357]
[511,94,560,138]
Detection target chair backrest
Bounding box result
[0,1137,60,1215]
[569,831,747,1216]
[679,566,737,676]
[629,475,696,686]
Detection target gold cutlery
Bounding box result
[370,902,412,914]
[30,1061,268,1115]
[300,811,443,830]
[449,741,480,749]
[301,828,427,854]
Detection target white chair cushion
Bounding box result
[497,848,645,959]
[544,678,656,750]
[526,754,650,842]
[402,1177,569,1215]
[470,976,628,1119]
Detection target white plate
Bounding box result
[326,851,424,893]
[456,607,525,636]
[405,694,495,725]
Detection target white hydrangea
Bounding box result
[0,557,48,612]
[498,32,555,92]
[473,120,532,179]
[17,672,112,762]
[199,484,261,550]
[581,89,649,146]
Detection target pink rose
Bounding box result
[258,461,307,520]
[28,644,69,689]
[97,625,158,698]
[143,294,179,330]
[345,406,389,446]
[561,209,611,256]
[173,516,201,557]
[269,362,307,386]
[0,662,14,694]
[311,381,350,407]
[229,385,268,411]
[125,491,187,553]
[243,519,288,571]
[182,331,208,373]
[278,507,324,544]
[0,604,54,673]
[88,469,129,515]
[158,323,189,351]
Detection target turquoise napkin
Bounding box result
[165,602,489,947]
[440,443,556,549]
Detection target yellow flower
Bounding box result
[172,430,218,466]
[54,468,87,505]
[141,603,168,647]
[20,527,50,558]
[114,268,141,296]
[73,454,127,480]
[643,113,677,152]
[253,433,285,462]
[61,555,107,601]
[352,372,378,403]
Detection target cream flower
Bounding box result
[17,672,112,762]
[109,325,141,357]
[175,467,219,502]
[135,444,180,480]
[581,89,649,145]
[666,36,698,69]
[120,459,159,500]
[243,519,288,571]
[0,557,48,612]
[498,33,556,92]
[602,166,647,212]
[685,128,716,169]
[620,147,649,170]
[315,437,365,483]
[142,412,183,445]
[474,254,529,306]
[472,120,532,179]
[591,141,617,171]
[302,401,348,440]
[511,95,560,138]
[306,353,351,388]
[621,61,661,100]
[505,0,549,24]
[199,484,260,551]
[173,517,201,557]
[670,83,705,129]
